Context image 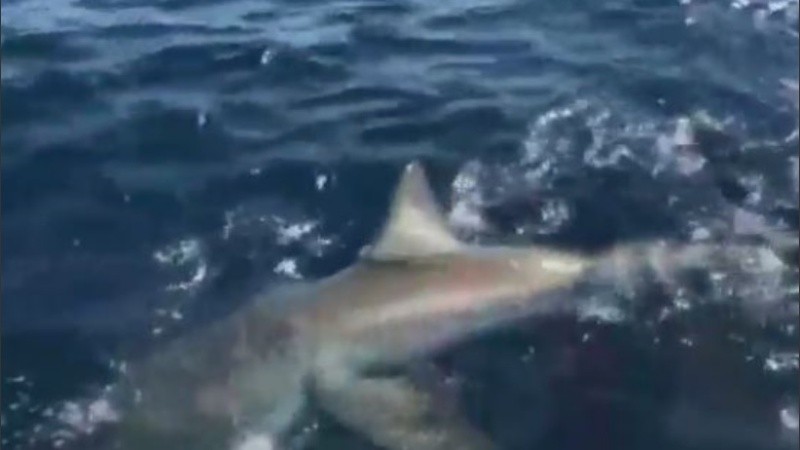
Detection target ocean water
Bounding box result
[1,0,798,449]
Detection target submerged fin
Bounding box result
[367,161,462,260]
[314,368,496,450]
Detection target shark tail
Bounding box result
[590,229,797,323]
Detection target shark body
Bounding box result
[89,161,794,450]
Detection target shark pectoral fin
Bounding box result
[367,161,463,261]
[314,367,496,450]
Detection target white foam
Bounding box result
[536,199,571,234]
[233,433,276,450]
[315,174,329,191]
[578,297,626,323]
[86,399,120,425]
[524,98,667,180]
[448,161,488,233]
[690,226,712,241]
[166,261,208,292]
[223,210,236,240]
[764,352,799,372]
[673,295,693,311]
[54,397,120,435]
[451,161,482,194]
[6,375,28,384]
[673,117,695,147]
[732,208,770,236]
[153,239,201,267]
[274,221,317,245]
[755,247,786,273]
[448,200,487,233]
[780,405,799,431]
[260,49,274,66]
[274,258,302,279]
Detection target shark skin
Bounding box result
[90,161,796,450]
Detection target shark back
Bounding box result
[292,162,594,366]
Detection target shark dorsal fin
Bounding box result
[367,161,462,260]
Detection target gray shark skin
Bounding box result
[85,161,795,450]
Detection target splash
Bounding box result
[221,205,335,256]
[153,239,202,267]
[154,238,209,292]
[448,160,489,235]
[10,389,123,450]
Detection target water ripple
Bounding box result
[2,0,798,448]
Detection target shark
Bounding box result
[74,161,796,450]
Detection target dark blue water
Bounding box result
[2,0,799,449]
